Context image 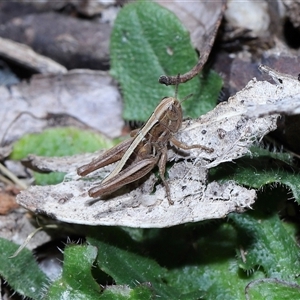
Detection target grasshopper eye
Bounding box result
[167,109,177,120]
[166,103,182,121]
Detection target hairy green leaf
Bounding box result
[110,1,222,121]
[88,237,182,299]
[10,127,116,185]
[209,147,300,203]
[45,244,101,300]
[0,238,48,300]
[230,190,300,282]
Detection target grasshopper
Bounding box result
[77,91,214,205]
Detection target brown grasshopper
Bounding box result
[77,92,213,205]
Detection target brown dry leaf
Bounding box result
[16,65,298,228]
[0,188,19,214]
[0,70,123,146]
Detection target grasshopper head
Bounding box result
[156,97,183,133]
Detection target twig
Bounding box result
[159,0,226,86]
[0,162,27,190]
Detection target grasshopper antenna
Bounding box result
[174,73,193,103]
[180,93,193,104]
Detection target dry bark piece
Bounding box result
[0,37,66,74]
[0,70,123,146]
[21,151,102,173]
[0,12,111,70]
[61,0,117,17]
[23,0,117,17]
[17,65,295,228]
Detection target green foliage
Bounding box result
[11,127,115,159]
[245,279,300,300]
[0,238,48,300]
[10,127,116,185]
[88,237,183,299]
[3,193,300,299]
[230,188,300,282]
[110,1,222,121]
[45,244,101,299]
[209,146,300,203]
[3,2,300,300]
[100,284,155,300]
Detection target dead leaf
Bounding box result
[65,0,116,17]
[0,209,50,249]
[0,70,123,147]
[17,65,295,228]
[24,0,116,17]
[245,65,300,118]
[225,0,270,37]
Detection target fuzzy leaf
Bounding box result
[209,148,300,204]
[230,190,300,282]
[245,279,300,300]
[88,237,179,299]
[87,237,204,300]
[100,284,155,300]
[110,1,222,121]
[166,223,262,300]
[0,238,48,300]
[10,127,116,185]
[11,127,115,159]
[45,244,101,300]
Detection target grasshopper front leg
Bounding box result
[170,137,214,153]
[88,156,158,198]
[77,137,134,176]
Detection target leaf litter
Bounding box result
[0,70,123,146]
[16,66,300,228]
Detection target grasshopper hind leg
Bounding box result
[158,149,174,205]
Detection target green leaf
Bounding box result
[209,147,300,203]
[87,237,183,300]
[0,238,48,300]
[110,1,222,121]
[230,191,300,282]
[166,223,261,300]
[10,127,116,185]
[45,244,101,300]
[245,279,300,300]
[11,127,115,159]
[100,284,155,300]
